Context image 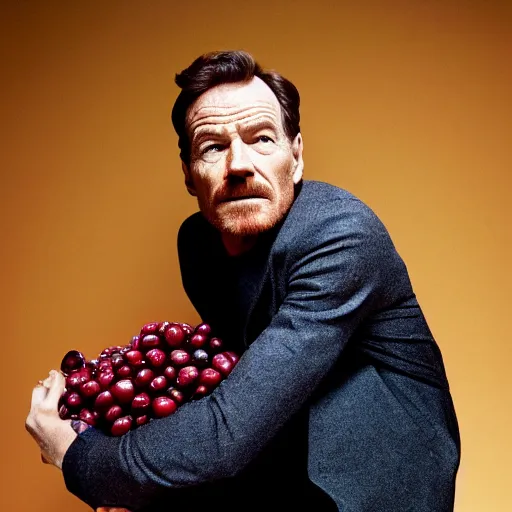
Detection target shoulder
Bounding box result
[280,180,393,253]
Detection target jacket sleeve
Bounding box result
[62,198,402,510]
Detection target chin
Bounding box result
[213,211,280,237]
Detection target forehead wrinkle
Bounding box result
[189,108,280,141]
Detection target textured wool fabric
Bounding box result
[62,180,460,511]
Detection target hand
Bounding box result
[25,370,78,469]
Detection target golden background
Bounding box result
[1,1,510,510]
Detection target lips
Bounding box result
[220,195,266,203]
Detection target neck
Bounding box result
[221,233,258,256]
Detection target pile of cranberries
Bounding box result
[58,321,239,436]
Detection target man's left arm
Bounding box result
[27,199,404,510]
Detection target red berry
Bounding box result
[193,385,210,399]
[66,391,83,409]
[177,366,199,388]
[124,350,144,366]
[149,375,168,393]
[111,415,133,436]
[199,368,222,387]
[141,334,161,350]
[116,364,133,378]
[146,348,166,368]
[180,323,193,336]
[152,397,177,418]
[140,322,160,335]
[130,335,141,350]
[223,351,240,365]
[110,379,135,404]
[189,333,208,349]
[167,387,185,404]
[60,350,86,375]
[134,368,155,388]
[169,349,190,366]
[80,380,101,399]
[194,323,212,336]
[163,365,177,381]
[131,392,151,415]
[97,369,115,390]
[209,337,223,352]
[79,408,98,427]
[212,353,234,377]
[95,390,115,412]
[104,404,123,422]
[164,324,186,348]
[135,415,149,427]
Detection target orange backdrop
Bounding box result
[1,1,510,510]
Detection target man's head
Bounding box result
[171,51,304,253]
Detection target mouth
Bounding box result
[220,195,268,203]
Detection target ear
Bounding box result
[182,161,197,196]
[291,133,304,184]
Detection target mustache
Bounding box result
[215,183,272,203]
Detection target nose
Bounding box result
[226,139,255,178]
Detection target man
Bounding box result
[27,50,460,511]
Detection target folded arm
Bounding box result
[62,201,399,510]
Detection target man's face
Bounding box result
[183,77,303,243]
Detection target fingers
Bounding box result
[31,384,49,408]
[45,370,65,405]
[31,370,64,412]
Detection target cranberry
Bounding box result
[134,368,155,388]
[209,337,224,352]
[199,368,222,388]
[152,397,177,418]
[141,334,161,351]
[60,350,86,375]
[169,349,190,366]
[94,390,115,412]
[66,391,83,409]
[130,335,141,350]
[80,380,101,399]
[105,404,123,423]
[146,348,166,368]
[194,323,212,337]
[164,324,186,348]
[167,387,185,404]
[116,364,133,378]
[149,375,168,393]
[111,415,133,436]
[223,351,240,365]
[97,369,116,390]
[110,379,135,404]
[79,408,98,426]
[131,393,151,415]
[212,353,234,377]
[177,366,199,388]
[135,414,149,427]
[163,365,177,382]
[140,322,160,335]
[124,350,144,366]
[193,385,210,399]
[189,333,208,349]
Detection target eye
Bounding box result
[256,135,274,143]
[202,143,225,154]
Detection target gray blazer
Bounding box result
[63,180,460,511]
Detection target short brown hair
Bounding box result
[171,50,301,166]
